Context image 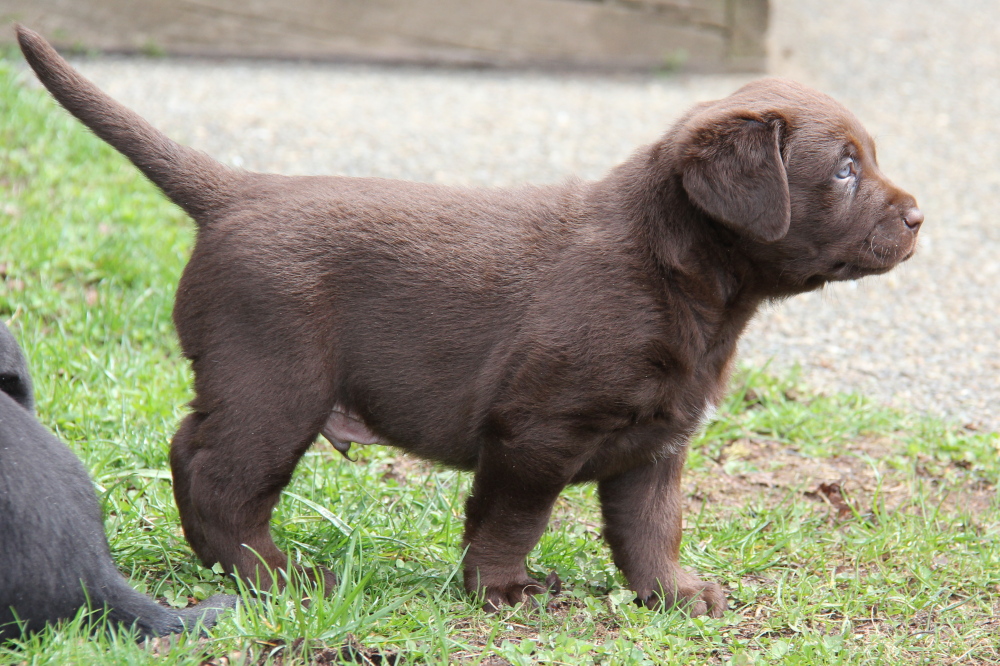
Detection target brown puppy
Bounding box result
[18,26,922,617]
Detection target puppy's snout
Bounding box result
[903,207,924,231]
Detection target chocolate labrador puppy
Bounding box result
[0,322,236,641]
[17,26,921,617]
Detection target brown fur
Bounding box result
[17,25,922,616]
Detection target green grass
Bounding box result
[2,55,999,665]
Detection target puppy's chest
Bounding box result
[576,373,724,481]
[633,381,722,446]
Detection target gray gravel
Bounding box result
[21,0,999,430]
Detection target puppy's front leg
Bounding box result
[598,450,726,617]
[462,444,568,611]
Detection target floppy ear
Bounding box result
[681,113,790,243]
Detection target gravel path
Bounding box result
[23,0,998,431]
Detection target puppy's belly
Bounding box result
[319,396,719,473]
[319,405,479,467]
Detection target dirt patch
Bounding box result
[684,436,997,522]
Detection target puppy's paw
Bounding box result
[234,561,338,599]
[481,571,562,613]
[315,566,339,594]
[297,566,340,607]
[635,575,727,618]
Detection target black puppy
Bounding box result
[0,322,236,641]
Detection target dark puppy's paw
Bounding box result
[288,564,339,594]
[544,571,562,596]
[297,568,339,608]
[482,571,562,613]
[636,579,727,618]
[234,561,338,599]
[314,566,339,595]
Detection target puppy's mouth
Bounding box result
[828,246,915,281]
[828,260,891,280]
[825,226,918,282]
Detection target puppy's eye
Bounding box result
[835,158,856,180]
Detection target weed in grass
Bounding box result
[2,54,999,664]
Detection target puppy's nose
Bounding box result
[903,207,924,230]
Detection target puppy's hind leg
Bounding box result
[170,351,337,592]
[171,412,213,563]
[598,451,726,617]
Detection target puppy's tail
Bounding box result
[100,579,238,638]
[15,25,237,224]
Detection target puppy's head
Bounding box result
[676,78,921,295]
[0,322,35,413]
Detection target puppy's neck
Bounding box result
[599,152,763,316]
[583,156,761,387]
